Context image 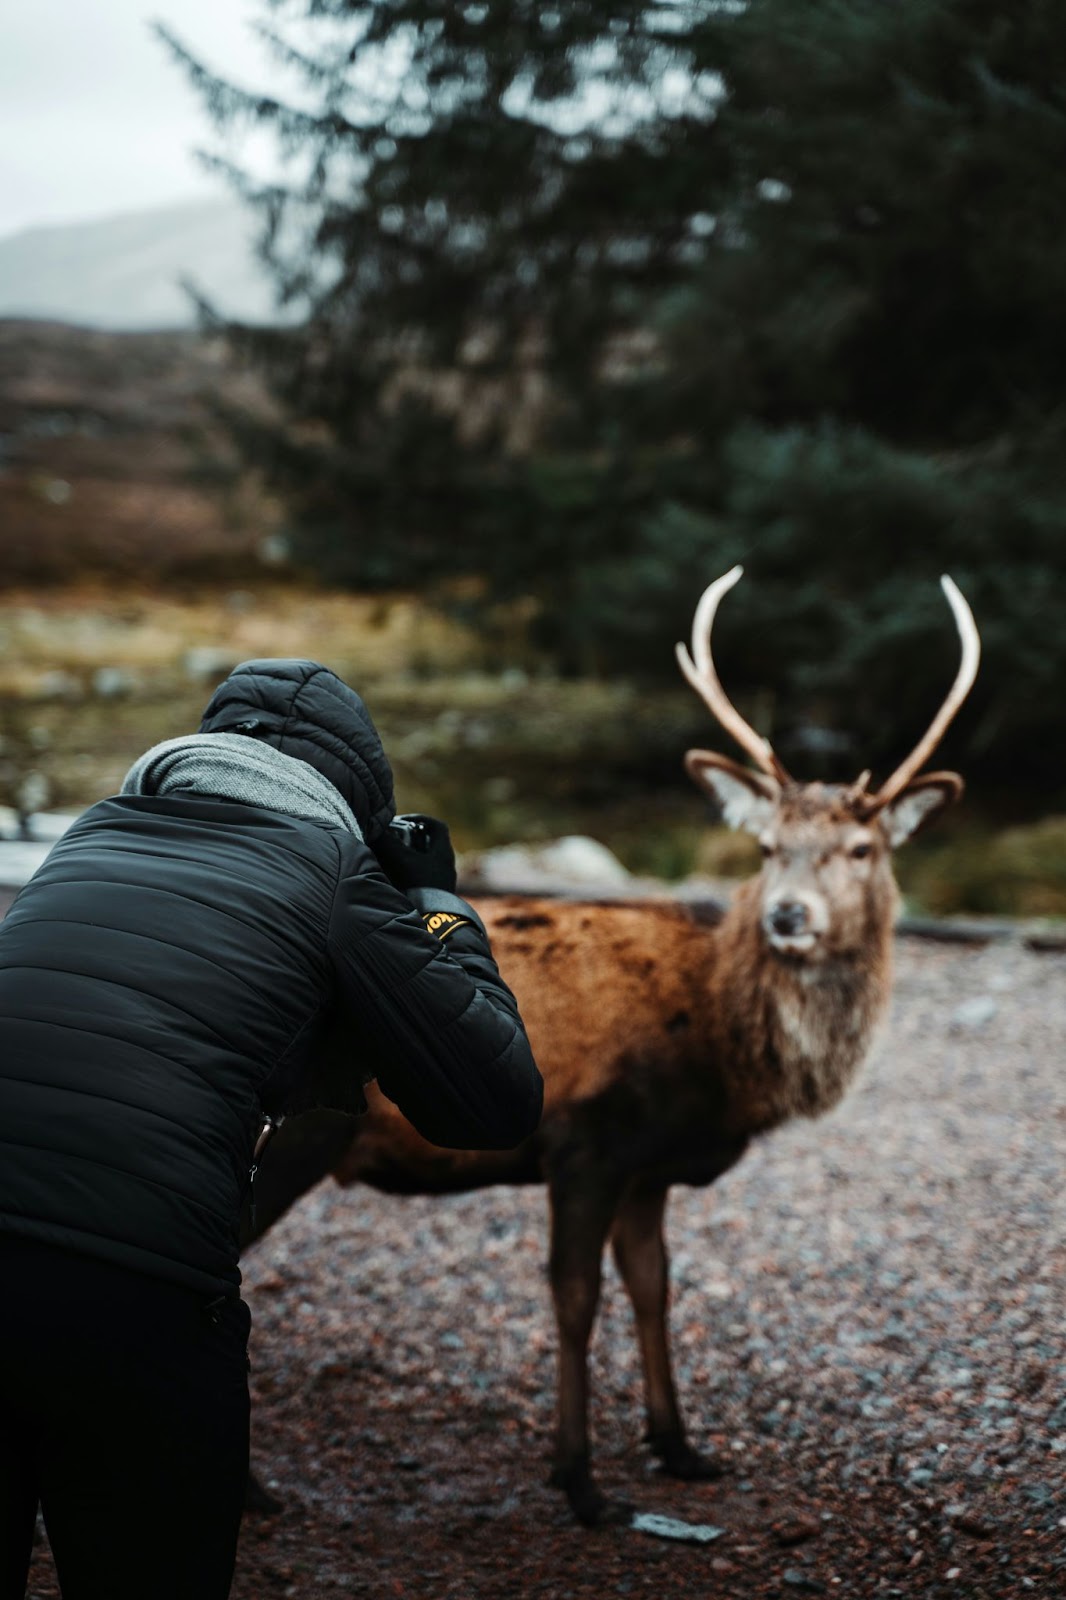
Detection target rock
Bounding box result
[950,995,999,1031]
[630,1513,726,1544]
[949,1511,997,1539]
[184,647,241,682]
[462,835,630,891]
[34,669,81,700]
[257,534,290,566]
[782,1570,827,1592]
[773,1516,822,1547]
[16,774,50,816]
[92,666,136,698]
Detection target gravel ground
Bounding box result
[23,935,1066,1599]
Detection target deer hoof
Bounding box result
[549,1463,632,1527]
[244,1468,284,1515]
[652,1439,726,1481]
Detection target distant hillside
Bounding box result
[0,199,278,331]
[0,319,281,584]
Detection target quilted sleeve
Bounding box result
[326,841,543,1150]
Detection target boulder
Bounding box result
[461,835,630,893]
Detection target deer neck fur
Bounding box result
[703,876,896,1137]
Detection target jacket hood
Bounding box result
[198,659,396,843]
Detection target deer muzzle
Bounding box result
[763,895,827,956]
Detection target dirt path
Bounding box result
[24,937,1066,1598]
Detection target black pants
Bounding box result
[0,1236,250,1600]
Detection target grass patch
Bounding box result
[0,584,482,685]
[1,583,1061,917]
[898,817,1066,919]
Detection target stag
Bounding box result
[246,569,980,1525]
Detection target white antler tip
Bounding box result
[939,574,981,664]
[863,572,981,814]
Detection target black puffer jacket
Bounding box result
[0,661,542,1297]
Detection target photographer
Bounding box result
[0,658,542,1600]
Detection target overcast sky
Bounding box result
[0,0,297,239]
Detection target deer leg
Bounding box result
[611,1182,723,1481]
[546,1172,627,1527]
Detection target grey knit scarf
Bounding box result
[121,733,364,839]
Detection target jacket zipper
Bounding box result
[248,1113,284,1234]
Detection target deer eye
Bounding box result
[759,840,776,859]
[849,841,872,860]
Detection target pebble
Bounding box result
[949,995,999,1030]
[773,1516,822,1547]
[782,1570,827,1592]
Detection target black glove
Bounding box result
[375,813,458,894]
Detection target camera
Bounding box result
[387,815,432,852]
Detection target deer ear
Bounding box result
[685,750,780,837]
[879,771,964,847]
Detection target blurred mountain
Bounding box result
[0,199,278,330]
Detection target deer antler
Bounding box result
[676,566,792,785]
[860,575,980,815]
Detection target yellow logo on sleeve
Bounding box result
[423,911,472,941]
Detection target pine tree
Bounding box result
[163,3,1066,787]
[674,0,1066,443]
[159,2,725,591]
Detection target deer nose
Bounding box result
[768,901,811,938]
